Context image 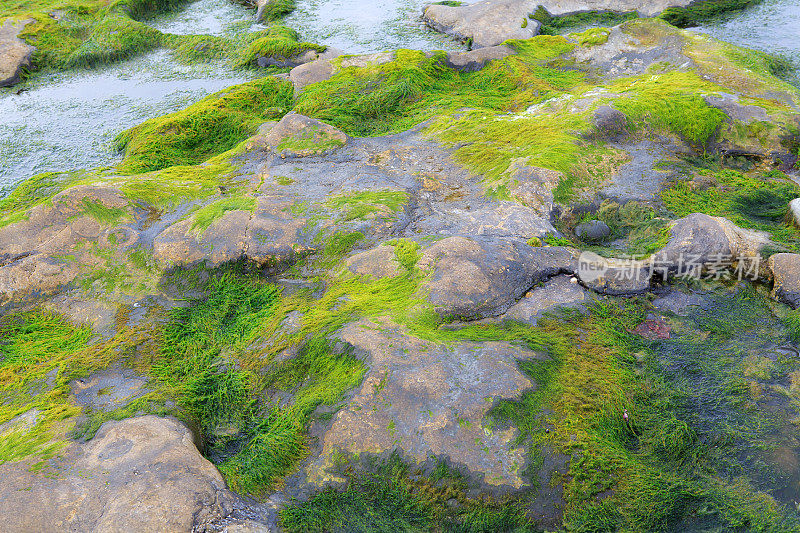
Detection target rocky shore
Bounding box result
[1,0,799,531]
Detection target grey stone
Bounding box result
[303,319,542,490]
[789,198,800,228]
[769,253,800,308]
[250,113,348,157]
[652,213,768,278]
[423,0,540,49]
[345,245,402,278]
[503,275,590,325]
[592,105,629,139]
[575,220,611,242]
[444,45,514,72]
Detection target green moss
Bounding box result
[65,12,162,67]
[609,70,727,147]
[389,238,421,270]
[235,25,324,68]
[115,77,293,173]
[294,41,581,137]
[0,172,73,228]
[78,198,127,225]
[660,0,763,28]
[190,196,257,233]
[276,127,345,155]
[570,200,671,258]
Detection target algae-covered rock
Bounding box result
[250,113,348,157]
[422,0,540,48]
[344,244,403,278]
[0,18,35,87]
[302,319,539,491]
[0,416,239,532]
[653,213,768,276]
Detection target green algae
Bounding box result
[661,0,764,28]
[661,165,800,251]
[294,39,581,137]
[324,191,408,222]
[532,7,637,35]
[280,452,536,533]
[257,0,296,22]
[115,76,293,173]
[191,196,257,233]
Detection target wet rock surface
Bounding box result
[0,416,267,533]
[0,18,35,88]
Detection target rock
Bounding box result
[789,198,800,228]
[652,213,767,279]
[576,251,651,295]
[0,416,236,532]
[251,113,348,157]
[508,165,562,217]
[289,58,335,93]
[434,202,555,239]
[769,253,800,308]
[575,220,611,242]
[422,0,540,49]
[345,245,402,278]
[0,18,35,87]
[503,275,591,325]
[303,319,541,490]
[444,45,514,72]
[592,105,629,139]
[417,236,577,319]
[152,195,308,269]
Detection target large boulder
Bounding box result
[0,18,35,87]
[417,236,577,319]
[769,253,800,309]
[652,213,767,279]
[0,416,241,532]
[302,319,540,491]
[422,0,540,49]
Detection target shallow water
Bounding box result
[0,52,255,194]
[283,0,463,54]
[692,0,800,86]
